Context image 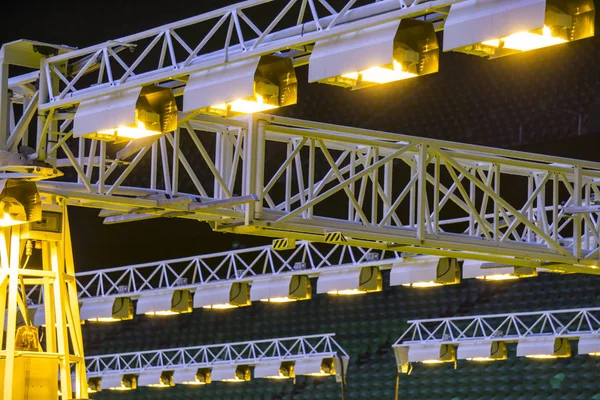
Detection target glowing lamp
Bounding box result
[210,365,251,382]
[87,377,101,393]
[309,18,438,89]
[174,368,211,385]
[254,361,295,380]
[457,341,508,362]
[250,275,311,303]
[390,258,460,288]
[407,344,456,364]
[578,335,600,356]
[74,86,178,142]
[462,260,537,281]
[136,289,193,316]
[137,371,173,388]
[444,0,595,58]
[317,267,382,295]
[80,297,134,322]
[516,337,571,359]
[183,56,297,117]
[294,358,336,377]
[0,179,41,227]
[194,282,251,309]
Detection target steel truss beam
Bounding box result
[36,113,600,272]
[394,307,600,345]
[86,333,348,377]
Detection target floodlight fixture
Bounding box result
[250,275,311,303]
[516,337,571,359]
[136,289,193,316]
[74,86,178,142]
[183,56,297,117]
[80,297,134,322]
[210,365,251,382]
[174,368,211,385]
[444,0,595,58]
[409,344,457,364]
[462,260,537,281]
[101,375,137,391]
[390,258,460,288]
[317,266,382,295]
[87,377,101,393]
[309,19,438,90]
[578,335,600,356]
[137,371,173,388]
[294,358,336,377]
[0,179,42,227]
[457,341,508,362]
[254,361,295,380]
[194,282,251,309]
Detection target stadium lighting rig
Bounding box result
[393,307,600,373]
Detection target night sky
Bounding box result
[3,0,600,272]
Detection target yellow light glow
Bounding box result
[87,317,122,323]
[264,375,291,380]
[144,310,179,316]
[421,360,444,364]
[99,120,162,140]
[212,94,278,114]
[327,289,366,296]
[146,383,171,388]
[202,303,238,310]
[108,386,133,391]
[476,274,520,281]
[466,357,496,362]
[220,378,246,383]
[0,211,22,227]
[341,61,417,84]
[525,354,558,359]
[587,352,600,356]
[482,26,567,52]
[260,297,296,303]
[402,281,443,288]
[304,372,332,377]
[180,381,208,385]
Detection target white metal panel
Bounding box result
[100,374,124,390]
[193,284,232,308]
[209,365,237,381]
[457,341,496,360]
[389,261,438,286]
[443,0,546,51]
[316,269,361,294]
[462,260,515,279]
[250,276,292,301]
[79,299,114,320]
[172,368,198,384]
[183,58,260,112]
[137,370,163,387]
[516,337,558,357]
[578,336,600,355]
[308,21,400,83]
[407,344,443,362]
[73,87,142,137]
[135,292,173,315]
[253,362,281,378]
[294,359,323,375]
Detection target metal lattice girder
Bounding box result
[85,333,348,377]
[39,113,600,272]
[394,307,600,346]
[35,0,457,112]
[23,241,397,306]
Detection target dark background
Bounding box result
[2,0,600,271]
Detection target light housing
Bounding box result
[194,282,251,309]
[0,179,42,227]
[87,377,101,393]
[250,275,311,303]
[174,368,211,385]
[516,337,571,359]
[578,335,600,356]
[407,344,457,364]
[80,297,134,322]
[137,371,174,388]
[443,0,595,58]
[136,289,193,316]
[101,375,137,391]
[183,56,297,117]
[309,18,438,89]
[294,358,335,377]
[317,266,382,295]
[390,258,460,288]
[253,361,295,379]
[74,86,178,142]
[210,365,251,382]
[462,260,537,281]
[457,341,508,361]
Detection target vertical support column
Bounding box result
[433,155,440,234]
[52,238,72,398]
[0,61,9,150]
[242,115,265,224]
[307,138,315,219]
[171,128,180,196]
[494,164,500,241]
[215,130,233,199]
[36,59,49,161]
[371,148,379,227]
[383,159,393,226]
[3,226,21,400]
[574,166,582,259]
[416,144,428,241]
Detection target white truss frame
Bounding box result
[86,333,347,377]
[394,307,600,346]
